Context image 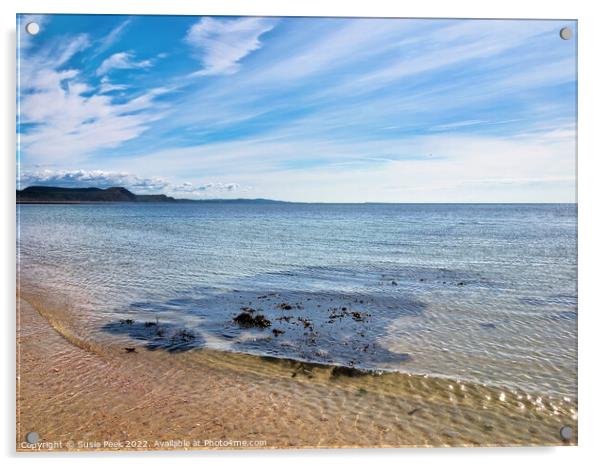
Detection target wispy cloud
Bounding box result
[430,120,485,131]
[19,81,169,163]
[316,21,563,99]
[19,32,90,82]
[242,18,424,85]
[94,120,573,202]
[185,17,276,76]
[198,182,239,192]
[93,19,132,57]
[96,51,153,75]
[18,28,171,164]
[98,76,128,94]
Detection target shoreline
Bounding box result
[16,287,577,450]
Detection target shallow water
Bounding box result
[17,203,577,399]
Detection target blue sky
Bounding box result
[17,14,576,202]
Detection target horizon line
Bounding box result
[16,185,577,205]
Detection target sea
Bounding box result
[17,202,577,399]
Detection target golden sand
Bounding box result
[16,293,577,451]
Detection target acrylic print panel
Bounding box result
[16,14,577,451]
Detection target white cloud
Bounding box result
[19,83,169,163]
[185,17,276,76]
[19,32,90,93]
[198,182,239,192]
[18,37,171,164]
[19,169,169,192]
[170,181,241,198]
[96,51,153,75]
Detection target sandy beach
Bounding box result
[16,288,577,451]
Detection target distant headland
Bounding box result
[16,186,287,204]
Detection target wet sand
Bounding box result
[16,293,577,451]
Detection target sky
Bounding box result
[17,15,577,202]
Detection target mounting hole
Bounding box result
[25,431,40,444]
[25,22,40,36]
[559,425,573,441]
[559,27,572,40]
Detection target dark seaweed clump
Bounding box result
[233,308,271,328]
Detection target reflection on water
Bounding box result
[18,202,577,398]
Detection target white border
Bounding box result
[2,1,601,465]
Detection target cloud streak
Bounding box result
[185,17,276,76]
[93,19,132,57]
[97,51,153,75]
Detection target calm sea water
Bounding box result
[17,203,577,397]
